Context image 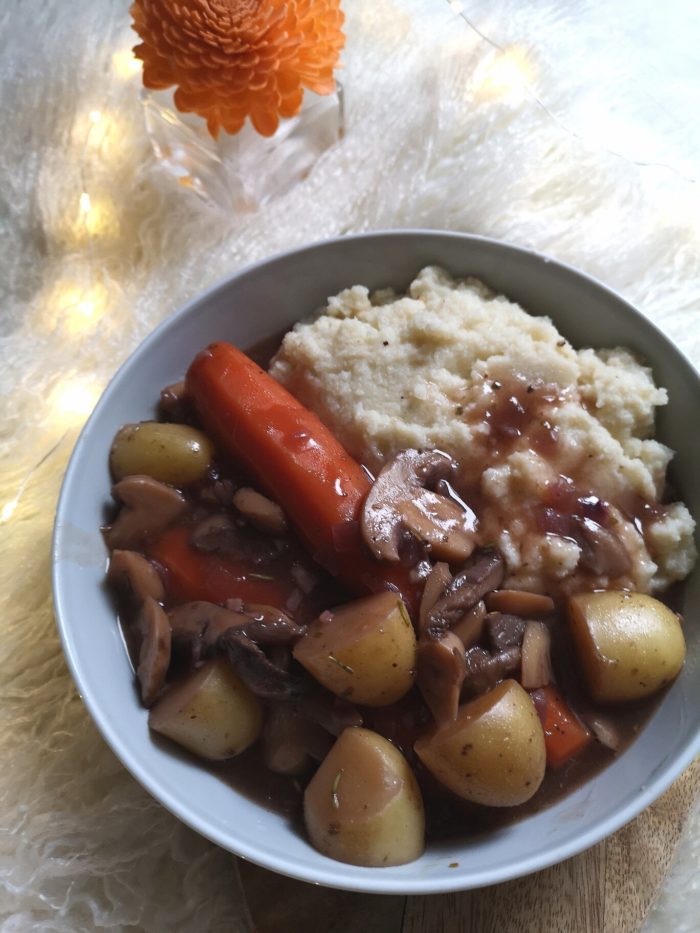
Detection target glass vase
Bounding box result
[141,84,344,213]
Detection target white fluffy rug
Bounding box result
[1,0,699,929]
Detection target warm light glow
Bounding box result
[112,47,142,80]
[0,500,18,524]
[49,378,102,423]
[71,108,123,155]
[448,0,464,12]
[474,47,535,104]
[51,281,110,333]
[73,193,118,240]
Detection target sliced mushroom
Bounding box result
[159,380,191,422]
[105,475,186,550]
[220,630,309,700]
[361,449,478,563]
[233,487,288,536]
[451,600,487,649]
[418,561,452,635]
[135,597,172,707]
[486,612,526,652]
[417,631,467,726]
[107,550,165,615]
[267,645,293,673]
[240,604,305,644]
[426,549,505,638]
[520,621,553,690]
[196,478,237,507]
[190,512,281,563]
[571,516,632,578]
[169,600,303,661]
[485,589,555,617]
[190,514,245,558]
[168,601,235,661]
[262,705,332,775]
[462,645,520,697]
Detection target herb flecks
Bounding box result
[331,769,344,809]
[397,600,413,630]
[328,654,354,674]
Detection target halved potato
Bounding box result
[568,591,686,703]
[149,659,263,760]
[292,592,416,706]
[304,727,424,866]
[414,679,546,807]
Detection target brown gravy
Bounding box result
[111,332,675,848]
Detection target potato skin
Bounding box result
[304,727,425,867]
[292,592,417,706]
[414,680,546,807]
[568,591,686,703]
[110,421,214,486]
[148,660,263,760]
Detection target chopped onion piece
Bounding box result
[586,715,622,751]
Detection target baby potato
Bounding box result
[568,591,686,704]
[110,421,214,486]
[304,727,425,867]
[414,679,546,807]
[292,592,416,706]
[149,660,263,760]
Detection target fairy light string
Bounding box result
[444,0,698,184]
[1,47,142,526]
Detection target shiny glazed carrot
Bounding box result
[185,342,418,610]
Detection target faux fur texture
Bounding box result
[1,0,699,930]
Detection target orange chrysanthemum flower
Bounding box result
[131,0,345,138]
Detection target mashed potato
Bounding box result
[271,267,696,596]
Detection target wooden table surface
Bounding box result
[239,758,699,933]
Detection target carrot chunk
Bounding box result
[530,685,592,770]
[150,525,298,607]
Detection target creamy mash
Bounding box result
[270,266,696,596]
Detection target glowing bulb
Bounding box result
[50,281,110,334]
[73,193,118,240]
[112,48,142,80]
[71,108,122,155]
[449,0,464,12]
[474,48,535,104]
[0,499,18,524]
[49,378,102,424]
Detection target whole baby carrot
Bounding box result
[185,341,419,610]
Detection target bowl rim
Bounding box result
[52,229,700,894]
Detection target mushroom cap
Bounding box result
[361,449,478,564]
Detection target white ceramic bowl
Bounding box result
[52,231,700,894]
